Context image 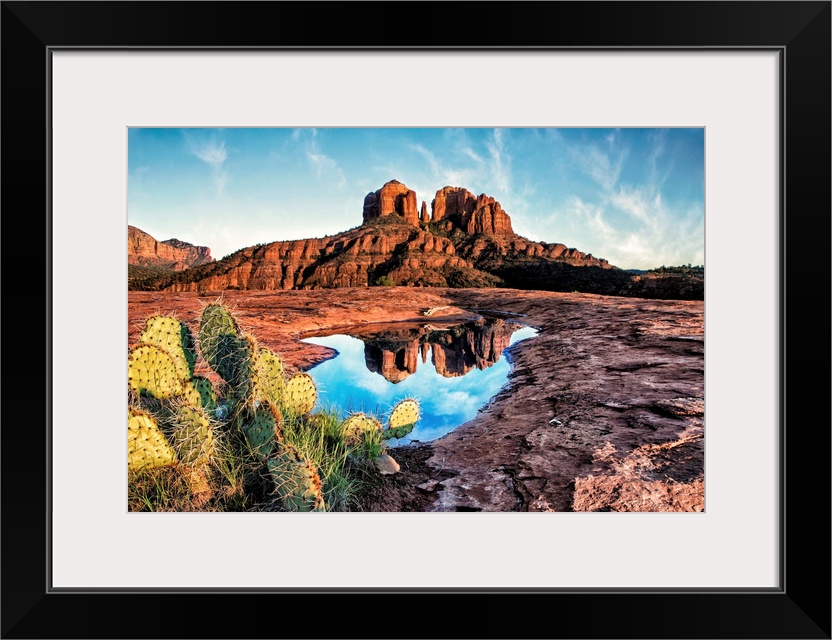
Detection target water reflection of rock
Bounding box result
[361,318,519,383]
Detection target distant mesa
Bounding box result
[128,225,214,271]
[128,179,701,300]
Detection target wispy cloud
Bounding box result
[190,138,229,194]
[400,130,515,209]
[563,187,702,269]
[292,128,347,186]
[537,132,703,269]
[572,144,626,191]
[485,128,512,194]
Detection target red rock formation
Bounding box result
[364,339,421,383]
[128,225,214,271]
[430,319,514,377]
[150,180,615,293]
[162,222,487,292]
[358,319,516,382]
[431,187,513,236]
[362,191,379,221]
[363,180,419,226]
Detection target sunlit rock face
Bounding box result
[363,180,420,226]
[150,178,621,295]
[431,186,514,237]
[128,225,214,271]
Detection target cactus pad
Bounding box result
[182,376,218,414]
[171,405,215,467]
[255,348,285,404]
[383,398,419,440]
[267,444,326,512]
[198,303,243,381]
[199,302,239,338]
[242,402,283,459]
[204,331,258,405]
[341,413,382,445]
[128,344,184,399]
[128,409,177,471]
[282,373,317,415]
[283,373,318,416]
[382,423,415,440]
[139,315,197,381]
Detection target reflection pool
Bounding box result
[302,318,537,444]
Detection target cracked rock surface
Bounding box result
[129,287,704,512]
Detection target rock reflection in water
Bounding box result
[302,318,537,444]
[363,318,518,383]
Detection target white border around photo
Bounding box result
[50,51,779,589]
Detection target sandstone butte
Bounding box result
[136,180,620,294]
[126,180,704,512]
[128,225,214,271]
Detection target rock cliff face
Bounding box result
[138,179,646,296]
[431,186,513,236]
[159,223,484,292]
[363,180,420,226]
[128,225,213,271]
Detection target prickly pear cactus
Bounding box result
[198,303,245,383]
[128,408,177,471]
[383,398,420,440]
[139,315,197,381]
[182,376,218,415]
[203,329,258,407]
[128,344,184,399]
[255,348,285,404]
[282,373,317,415]
[341,412,382,445]
[242,402,283,460]
[199,302,239,342]
[267,443,326,512]
[171,405,215,467]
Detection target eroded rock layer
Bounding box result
[128,225,214,271]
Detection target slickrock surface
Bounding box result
[128,287,704,512]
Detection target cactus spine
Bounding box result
[139,315,197,381]
[282,373,317,416]
[242,402,283,460]
[182,376,218,414]
[128,344,184,399]
[128,409,177,471]
[251,347,284,407]
[171,405,215,467]
[267,443,326,512]
[341,413,383,446]
[383,398,420,440]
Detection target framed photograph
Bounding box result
[3,2,829,638]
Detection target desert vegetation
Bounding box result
[127,300,420,512]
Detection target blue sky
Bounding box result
[128,127,704,269]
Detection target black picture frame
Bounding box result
[2,2,829,638]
